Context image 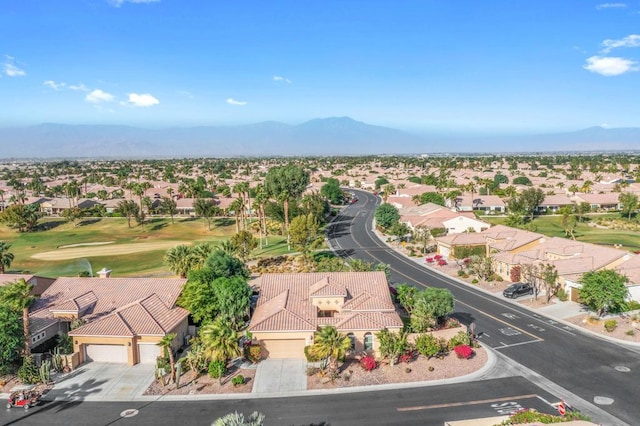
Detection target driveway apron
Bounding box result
[43,362,156,401]
[252,359,307,393]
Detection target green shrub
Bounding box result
[231,374,245,386]
[471,278,479,284]
[556,288,568,302]
[604,319,618,332]
[457,270,466,277]
[495,275,504,282]
[208,360,226,379]
[624,300,640,311]
[414,333,444,358]
[448,330,471,350]
[626,329,635,336]
[17,357,40,384]
[497,408,591,425]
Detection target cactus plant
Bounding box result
[52,347,63,372]
[39,360,51,383]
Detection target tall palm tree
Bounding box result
[1,278,36,356]
[0,241,15,274]
[157,333,177,383]
[200,317,242,363]
[308,326,351,372]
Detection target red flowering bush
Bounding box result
[454,344,474,360]
[360,355,377,371]
[437,259,447,266]
[399,351,414,364]
[244,344,261,363]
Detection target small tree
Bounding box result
[289,213,320,254]
[619,192,638,220]
[468,255,493,281]
[374,203,400,230]
[308,326,351,373]
[579,270,629,317]
[230,230,258,262]
[410,288,455,332]
[396,283,418,314]
[0,241,15,274]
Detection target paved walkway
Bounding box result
[252,359,307,394]
[42,362,155,402]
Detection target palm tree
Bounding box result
[0,241,15,274]
[308,326,351,373]
[200,317,242,363]
[160,196,177,224]
[194,198,218,231]
[157,333,177,383]
[1,278,36,356]
[163,244,192,278]
[188,242,214,270]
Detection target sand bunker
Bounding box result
[32,241,190,261]
[58,241,115,249]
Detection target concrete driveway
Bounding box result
[252,359,307,394]
[43,362,156,402]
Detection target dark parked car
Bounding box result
[503,283,534,299]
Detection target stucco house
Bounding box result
[29,271,188,365]
[436,225,544,259]
[248,272,403,359]
[493,237,631,301]
[0,273,55,296]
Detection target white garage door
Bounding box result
[85,344,128,363]
[261,339,305,359]
[138,343,161,364]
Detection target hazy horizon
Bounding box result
[2,1,640,138]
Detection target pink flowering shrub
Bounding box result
[454,344,474,360]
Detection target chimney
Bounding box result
[97,268,112,279]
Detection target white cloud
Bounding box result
[44,80,89,92]
[583,55,639,76]
[226,98,248,106]
[86,89,115,103]
[125,93,159,107]
[601,34,640,53]
[43,80,65,90]
[596,3,627,9]
[109,0,160,7]
[3,55,26,77]
[273,75,292,84]
[68,83,89,92]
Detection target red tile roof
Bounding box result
[249,272,402,333]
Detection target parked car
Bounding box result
[503,283,534,299]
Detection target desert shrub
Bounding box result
[625,300,640,311]
[17,357,40,384]
[457,270,466,277]
[453,344,474,360]
[626,329,635,336]
[556,288,568,302]
[359,355,377,372]
[471,278,479,284]
[208,360,226,378]
[604,319,618,332]
[498,408,591,425]
[231,374,245,386]
[448,330,471,350]
[495,275,504,282]
[414,333,443,358]
[244,344,261,363]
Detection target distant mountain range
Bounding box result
[0,118,638,159]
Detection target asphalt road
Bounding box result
[1,377,558,426]
[328,189,640,425]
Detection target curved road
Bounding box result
[328,189,640,425]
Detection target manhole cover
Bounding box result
[594,396,614,405]
[614,366,631,372]
[120,409,139,418]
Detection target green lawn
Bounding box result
[484,214,640,252]
[0,216,290,278]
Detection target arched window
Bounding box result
[364,333,373,351]
[347,333,356,351]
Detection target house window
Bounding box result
[347,333,356,351]
[318,310,335,318]
[364,333,373,351]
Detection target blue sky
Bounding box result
[1,0,640,134]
